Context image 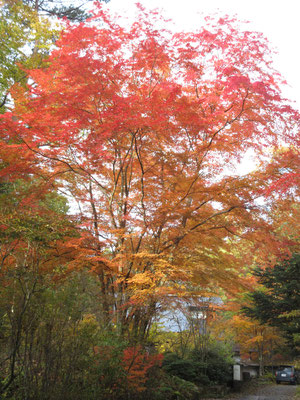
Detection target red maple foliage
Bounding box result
[1,5,299,338]
[122,345,163,392]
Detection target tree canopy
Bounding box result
[0,3,300,398]
[3,0,109,21]
[1,5,299,339]
[243,253,300,353]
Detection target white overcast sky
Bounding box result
[106,0,300,111]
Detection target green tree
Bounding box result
[0,176,77,396]
[20,0,109,21]
[0,0,109,111]
[243,254,300,354]
[0,0,57,112]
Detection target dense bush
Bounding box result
[0,261,233,400]
[151,374,200,400]
[162,344,233,389]
[191,346,233,385]
[0,271,163,400]
[163,355,200,383]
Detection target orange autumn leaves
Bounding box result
[0,4,299,333]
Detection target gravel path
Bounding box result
[232,383,297,399]
[206,383,298,400]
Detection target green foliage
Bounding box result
[152,325,191,357]
[152,374,200,400]
[0,0,57,112]
[162,342,233,388]
[21,0,110,21]
[163,354,205,384]
[0,270,129,399]
[0,179,74,248]
[243,254,300,353]
[262,371,276,383]
[191,344,233,385]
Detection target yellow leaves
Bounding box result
[131,252,159,260]
[247,335,264,344]
[78,313,98,328]
[229,314,287,360]
[127,271,155,287]
[279,309,300,319]
[76,313,99,341]
[118,252,192,304]
[126,269,166,303]
[33,10,60,47]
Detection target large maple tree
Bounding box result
[1,5,299,339]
